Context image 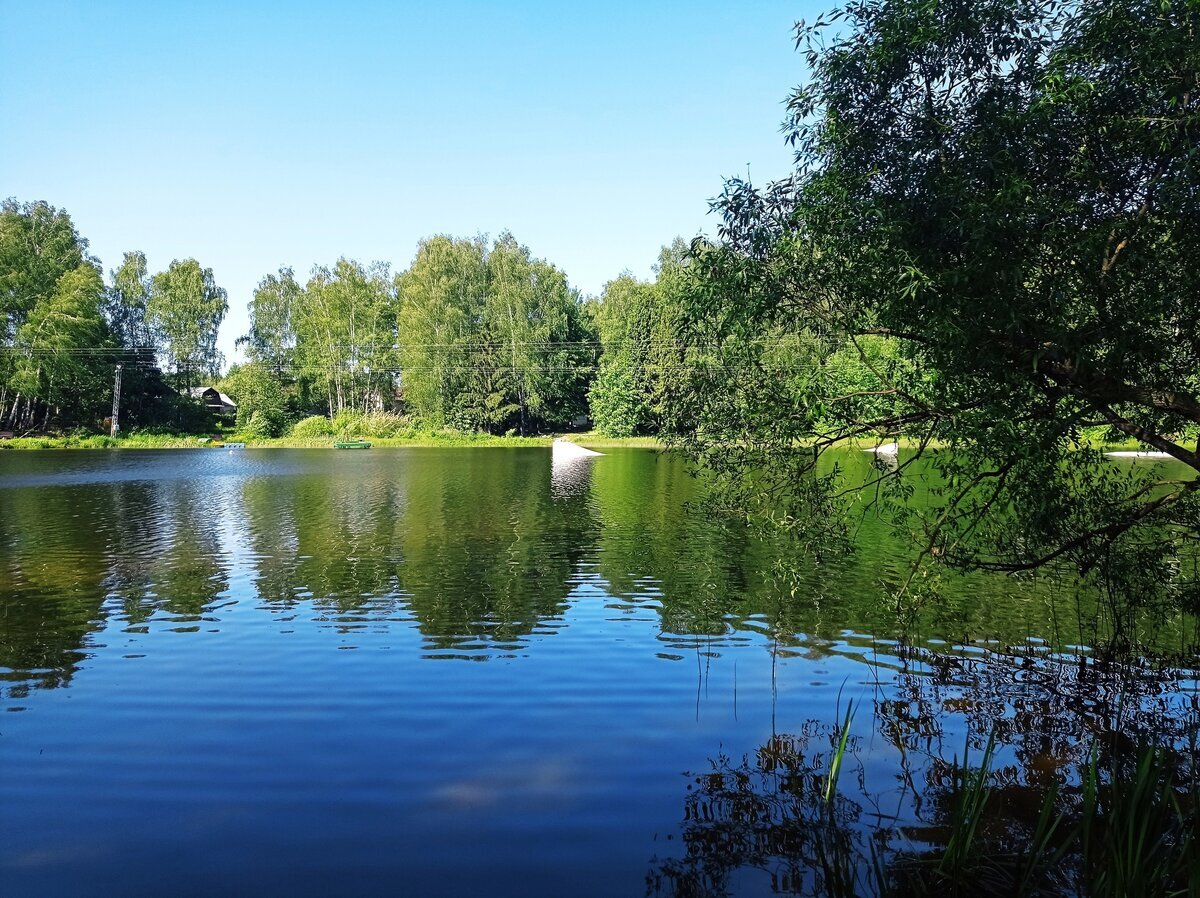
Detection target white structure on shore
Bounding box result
[551,439,603,499]
[552,439,603,460]
[864,441,898,456]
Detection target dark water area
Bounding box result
[1,448,1197,896]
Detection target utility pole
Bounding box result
[110,362,123,436]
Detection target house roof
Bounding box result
[187,386,237,407]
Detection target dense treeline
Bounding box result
[0,197,713,438]
[0,199,227,433]
[235,234,599,436]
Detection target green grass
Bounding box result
[0,429,664,450]
[252,430,554,448]
[558,431,664,449]
[0,432,211,450]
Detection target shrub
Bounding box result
[290,415,335,438]
[331,410,411,438]
[242,411,276,441]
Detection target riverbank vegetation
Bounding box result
[0,420,646,451]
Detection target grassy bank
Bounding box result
[0,430,663,451]
[0,427,1154,454]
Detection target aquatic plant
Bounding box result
[651,713,1200,898]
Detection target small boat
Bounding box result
[334,440,372,449]
[225,442,246,449]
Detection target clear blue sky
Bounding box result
[2,1,821,362]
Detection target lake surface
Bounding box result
[1,447,1197,896]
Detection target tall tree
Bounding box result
[104,251,169,429]
[240,266,299,377]
[482,232,592,435]
[0,199,89,344]
[147,259,227,391]
[10,263,111,429]
[294,258,396,418]
[105,251,154,350]
[674,0,1200,608]
[589,240,692,437]
[0,200,103,430]
[395,236,488,428]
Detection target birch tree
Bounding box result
[147,259,227,390]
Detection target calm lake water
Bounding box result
[1,447,1197,896]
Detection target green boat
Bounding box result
[334,440,372,449]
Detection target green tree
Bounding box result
[589,275,653,437]
[675,0,1200,608]
[105,251,155,350]
[240,266,299,377]
[10,263,112,429]
[0,199,96,429]
[396,233,593,434]
[590,241,692,437]
[293,258,397,417]
[219,361,293,437]
[395,236,489,428]
[0,199,89,342]
[147,258,227,390]
[104,251,173,429]
[482,233,590,434]
[485,233,555,434]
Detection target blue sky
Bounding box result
[2,1,821,361]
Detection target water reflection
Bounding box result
[550,453,597,499]
[649,645,1200,897]
[2,449,1197,700]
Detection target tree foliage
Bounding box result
[396,236,489,428]
[293,258,397,418]
[0,199,118,431]
[148,258,228,390]
[673,0,1200,607]
[239,267,299,377]
[395,233,593,434]
[219,361,293,437]
[590,240,694,437]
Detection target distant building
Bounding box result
[187,386,237,416]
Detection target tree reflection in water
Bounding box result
[648,645,1200,898]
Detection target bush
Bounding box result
[243,411,276,440]
[290,415,335,438]
[332,410,411,438]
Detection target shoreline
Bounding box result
[0,431,666,451]
[0,432,1155,454]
